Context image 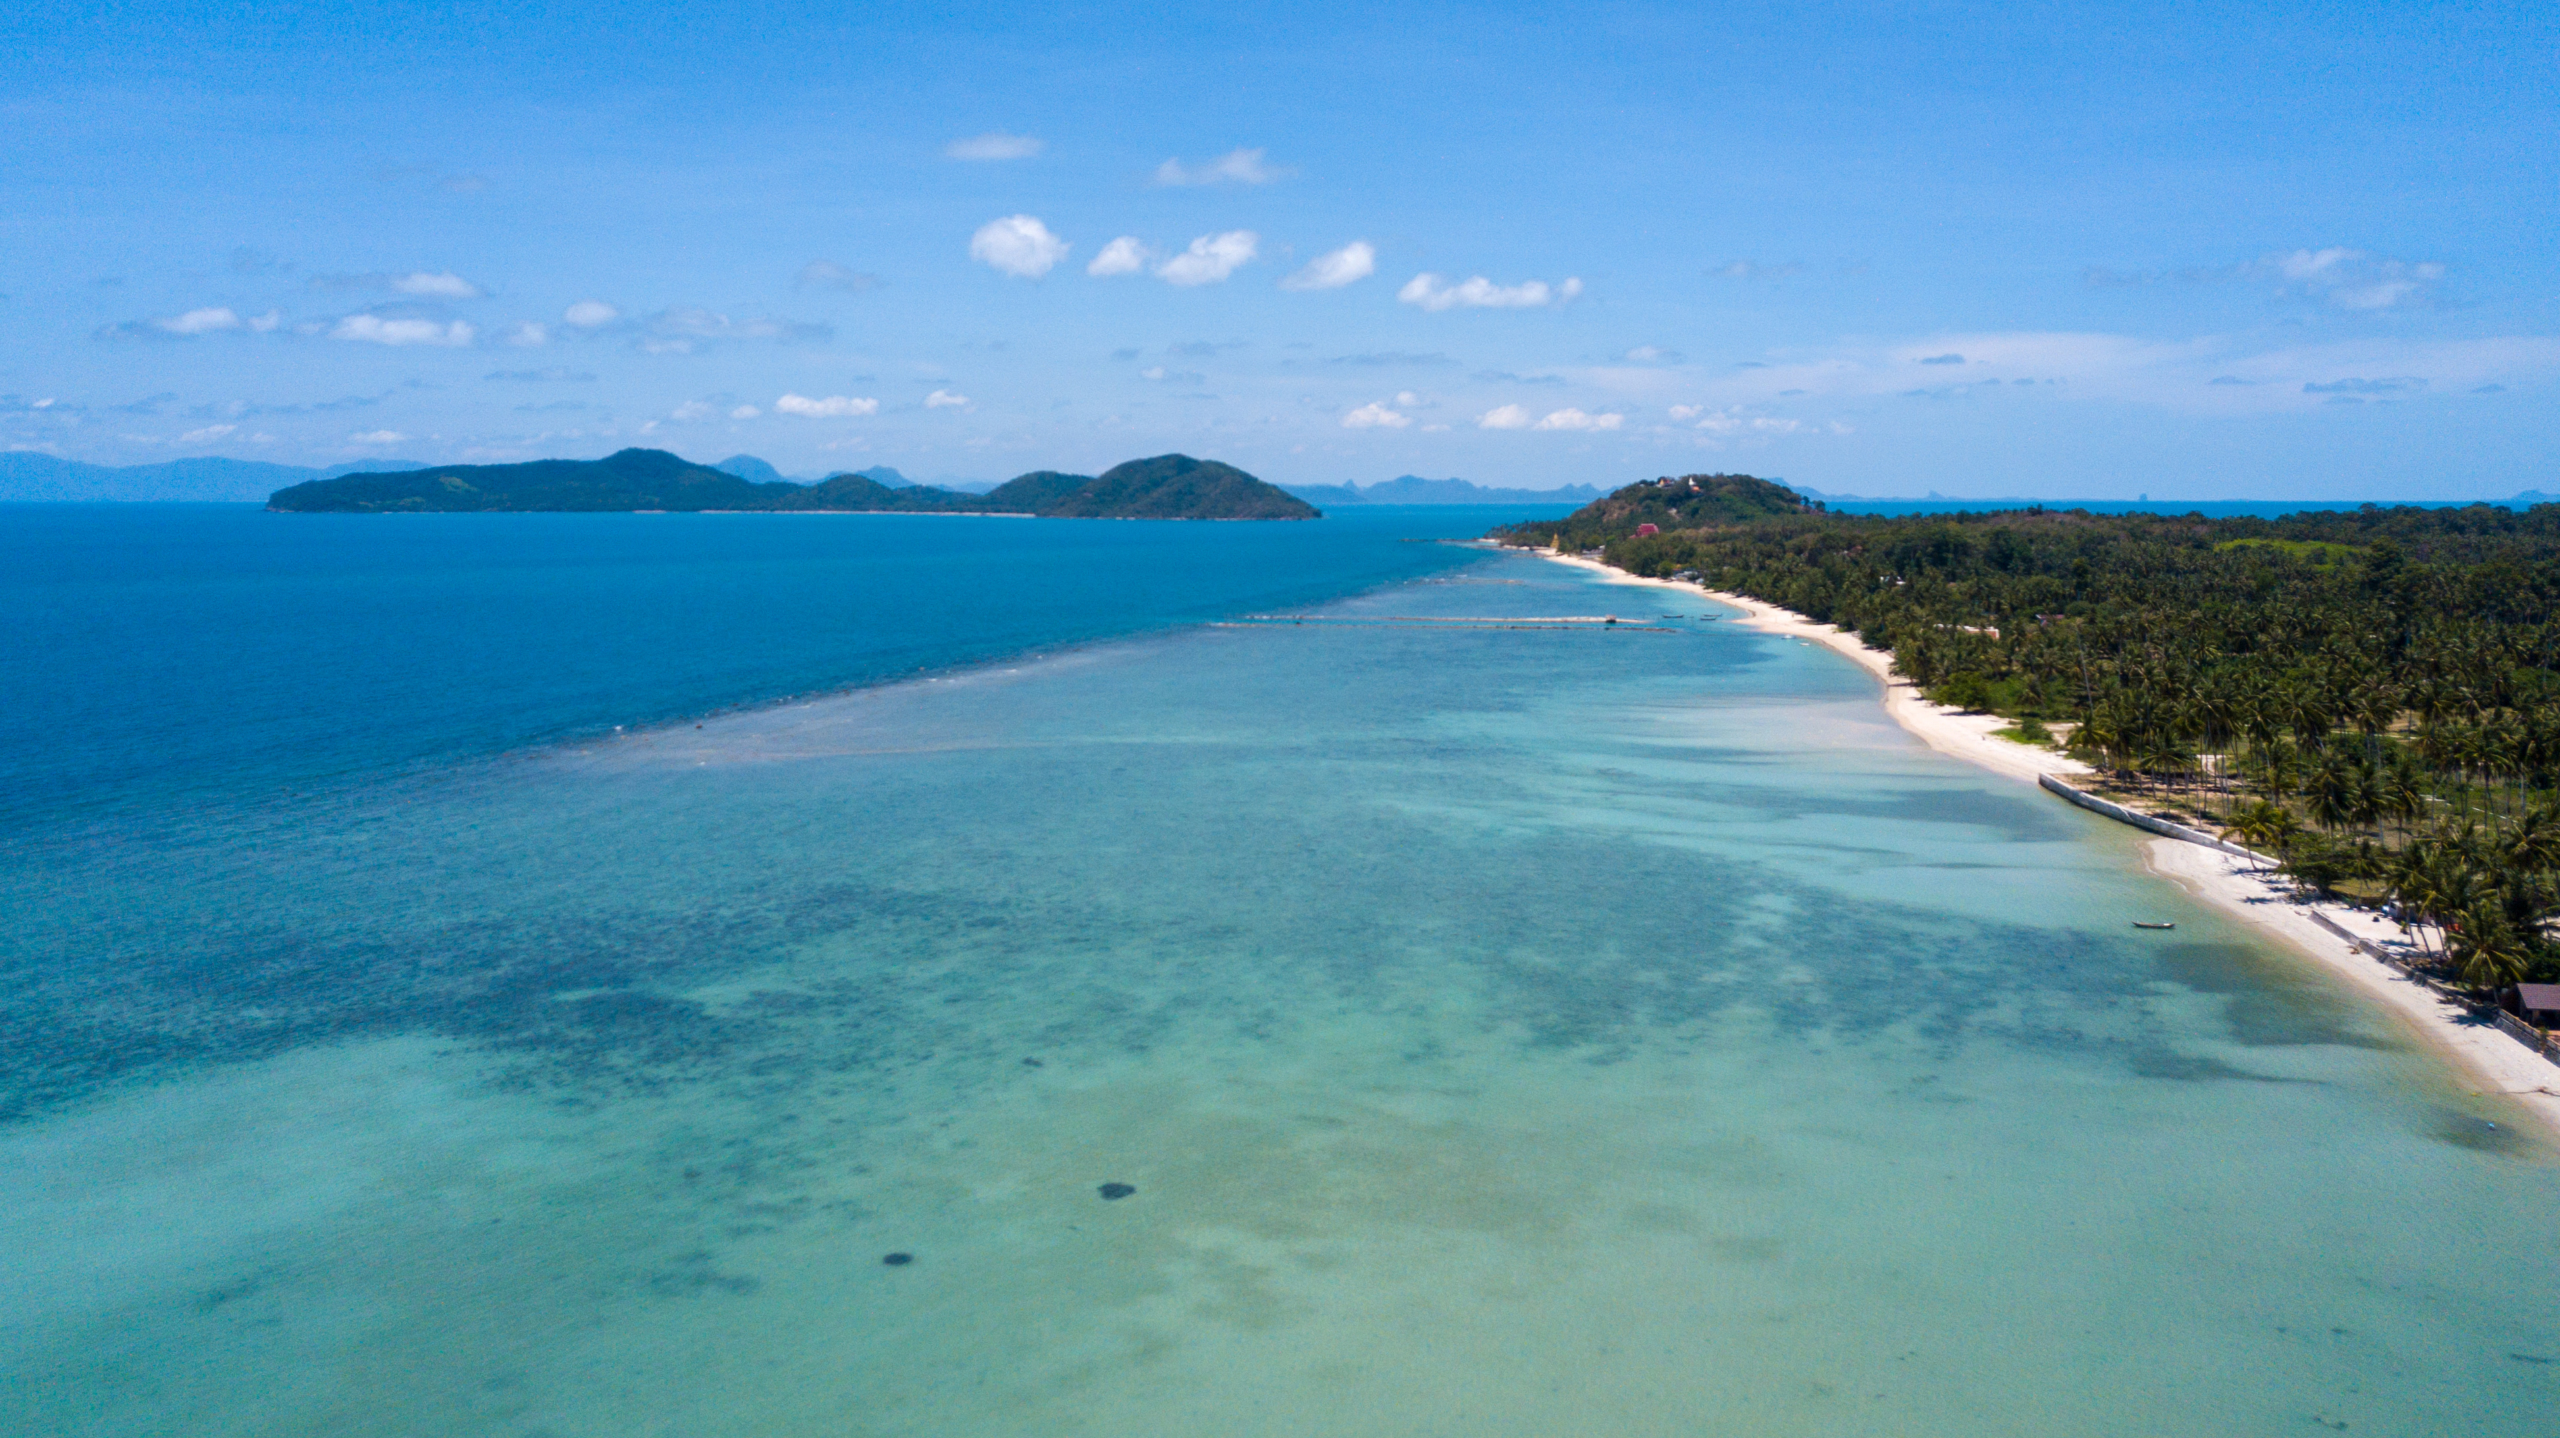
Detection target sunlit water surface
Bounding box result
[4,534,2554,1436]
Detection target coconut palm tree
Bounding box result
[2449,904,2531,992]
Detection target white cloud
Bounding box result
[348,430,409,444]
[1477,404,1533,429]
[391,271,484,299]
[1532,408,1623,431]
[671,400,716,421]
[1152,148,1282,186]
[1398,274,1583,311]
[247,310,281,333]
[730,404,761,419]
[2252,248,2446,311]
[926,389,970,408]
[178,423,236,443]
[563,300,619,327]
[1341,401,1411,429]
[331,315,475,346]
[970,214,1070,278]
[1281,241,1376,292]
[945,132,1044,161]
[1624,345,1680,363]
[157,307,244,335]
[1087,237,1153,277]
[1155,231,1259,286]
[504,322,549,347]
[1668,404,1702,420]
[775,393,879,417]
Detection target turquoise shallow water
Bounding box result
[3,533,2556,1435]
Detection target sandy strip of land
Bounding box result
[1532,547,2560,1134]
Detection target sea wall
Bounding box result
[2035,774,2265,862]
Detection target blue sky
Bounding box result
[2,0,2552,497]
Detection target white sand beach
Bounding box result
[1537,548,2560,1134]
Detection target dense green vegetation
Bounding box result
[269,449,1319,519]
[1494,476,2560,995]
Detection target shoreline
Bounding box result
[1528,547,2560,1137]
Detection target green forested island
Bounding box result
[1494,476,2560,994]
[268,449,1320,519]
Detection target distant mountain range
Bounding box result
[0,452,430,502]
[1280,475,1603,505]
[268,449,1320,520]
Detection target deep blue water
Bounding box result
[0,504,1559,830]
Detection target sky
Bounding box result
[2,0,2553,498]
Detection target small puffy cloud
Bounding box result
[2251,248,2446,310]
[1918,353,1965,365]
[1282,241,1375,292]
[1152,148,1282,186]
[563,300,620,327]
[971,215,1070,278]
[945,132,1043,161]
[178,423,237,443]
[1398,274,1582,311]
[796,260,876,291]
[159,307,245,335]
[504,322,549,347]
[1531,408,1623,431]
[1668,404,1702,420]
[730,404,761,418]
[1341,401,1411,429]
[1088,237,1153,277]
[1477,404,1533,430]
[1156,230,1258,286]
[1139,366,1206,383]
[348,429,409,444]
[332,315,475,346]
[670,400,717,421]
[246,310,281,332]
[925,388,970,408]
[1624,345,1681,363]
[775,393,879,417]
[391,271,484,298]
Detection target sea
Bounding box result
[3,503,2554,1437]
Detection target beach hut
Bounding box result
[2508,984,2560,1027]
